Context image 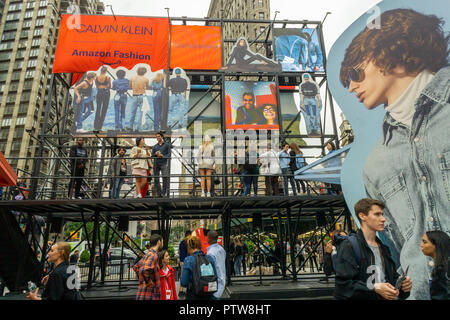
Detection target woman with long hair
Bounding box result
[197,135,215,197]
[26,242,80,300]
[289,142,307,194]
[421,231,450,300]
[94,66,111,130]
[130,137,152,198]
[158,250,178,300]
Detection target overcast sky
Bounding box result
[100,0,381,55]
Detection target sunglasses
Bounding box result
[243,99,253,102]
[344,64,365,88]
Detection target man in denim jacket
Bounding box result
[340,8,449,299]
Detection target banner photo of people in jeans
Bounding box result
[224,81,280,130]
[298,73,322,136]
[326,0,450,300]
[70,63,167,135]
[220,38,281,73]
[273,28,324,72]
[166,67,190,132]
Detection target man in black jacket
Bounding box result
[335,198,412,300]
[68,137,88,199]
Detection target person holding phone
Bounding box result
[335,198,412,300]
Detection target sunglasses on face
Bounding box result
[344,64,365,88]
[243,99,253,102]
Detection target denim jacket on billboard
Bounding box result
[363,66,450,300]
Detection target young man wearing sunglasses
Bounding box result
[234,92,265,125]
[339,8,449,300]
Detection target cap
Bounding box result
[175,68,181,74]
[303,73,310,79]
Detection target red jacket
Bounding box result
[159,265,177,300]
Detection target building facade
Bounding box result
[207,0,271,59]
[0,0,104,197]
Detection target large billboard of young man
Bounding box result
[70,64,167,135]
[327,0,450,300]
[273,28,324,72]
[224,81,280,130]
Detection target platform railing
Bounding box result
[2,153,340,201]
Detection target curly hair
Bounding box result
[340,9,449,87]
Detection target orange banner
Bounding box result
[53,15,169,74]
[170,25,221,70]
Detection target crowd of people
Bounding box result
[21,196,449,301]
[65,133,333,200]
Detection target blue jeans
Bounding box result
[306,41,323,71]
[76,97,94,129]
[129,95,144,131]
[281,168,297,196]
[114,93,127,130]
[234,255,243,276]
[275,35,308,70]
[243,172,258,195]
[304,97,320,132]
[109,177,124,199]
[152,92,162,131]
[170,93,186,128]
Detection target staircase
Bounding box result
[0,210,42,293]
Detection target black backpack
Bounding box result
[190,253,218,297]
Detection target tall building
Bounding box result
[207,0,271,59]
[0,0,104,194]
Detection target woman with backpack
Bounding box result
[421,230,450,300]
[158,250,178,300]
[289,142,307,194]
[26,242,81,300]
[180,236,217,300]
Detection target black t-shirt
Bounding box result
[301,82,318,97]
[168,77,187,93]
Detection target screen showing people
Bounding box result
[273,28,324,72]
[220,37,281,73]
[298,73,322,136]
[70,64,190,135]
[225,81,280,130]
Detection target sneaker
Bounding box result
[207,192,211,197]
[136,193,142,198]
[201,192,206,197]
